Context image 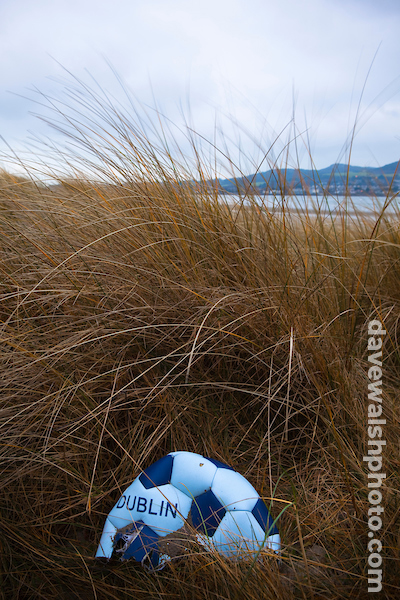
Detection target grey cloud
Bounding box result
[0,0,399,171]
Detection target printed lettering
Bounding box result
[367,440,386,455]
[126,495,136,511]
[368,337,382,351]
[368,351,382,367]
[368,320,386,336]
[367,425,383,439]
[368,419,386,425]
[148,499,158,515]
[368,381,383,403]
[368,569,382,592]
[137,497,147,512]
[368,472,386,488]
[368,365,382,380]
[368,403,383,418]
[363,455,383,471]
[116,495,126,509]
[165,502,178,518]
[368,539,382,553]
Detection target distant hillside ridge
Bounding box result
[215,161,400,196]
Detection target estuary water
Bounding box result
[218,194,399,216]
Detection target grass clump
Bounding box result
[0,75,399,599]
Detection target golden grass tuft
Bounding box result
[0,76,399,599]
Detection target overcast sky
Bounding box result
[1,0,399,177]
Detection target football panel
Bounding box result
[170,452,217,498]
[251,498,279,536]
[139,454,174,489]
[265,533,281,554]
[206,457,234,471]
[95,516,117,558]
[211,468,259,511]
[191,489,226,537]
[108,482,192,536]
[118,523,159,562]
[211,511,267,558]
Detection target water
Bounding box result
[218,194,399,215]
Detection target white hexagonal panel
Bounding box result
[170,451,217,498]
[211,510,269,558]
[211,468,258,511]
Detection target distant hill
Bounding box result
[215,161,400,196]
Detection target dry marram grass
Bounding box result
[0,78,399,599]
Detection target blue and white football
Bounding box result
[95,451,280,567]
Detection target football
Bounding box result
[95,451,280,568]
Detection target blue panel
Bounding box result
[206,457,234,471]
[139,455,174,489]
[251,499,279,536]
[191,489,226,537]
[145,548,161,569]
[121,524,160,563]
